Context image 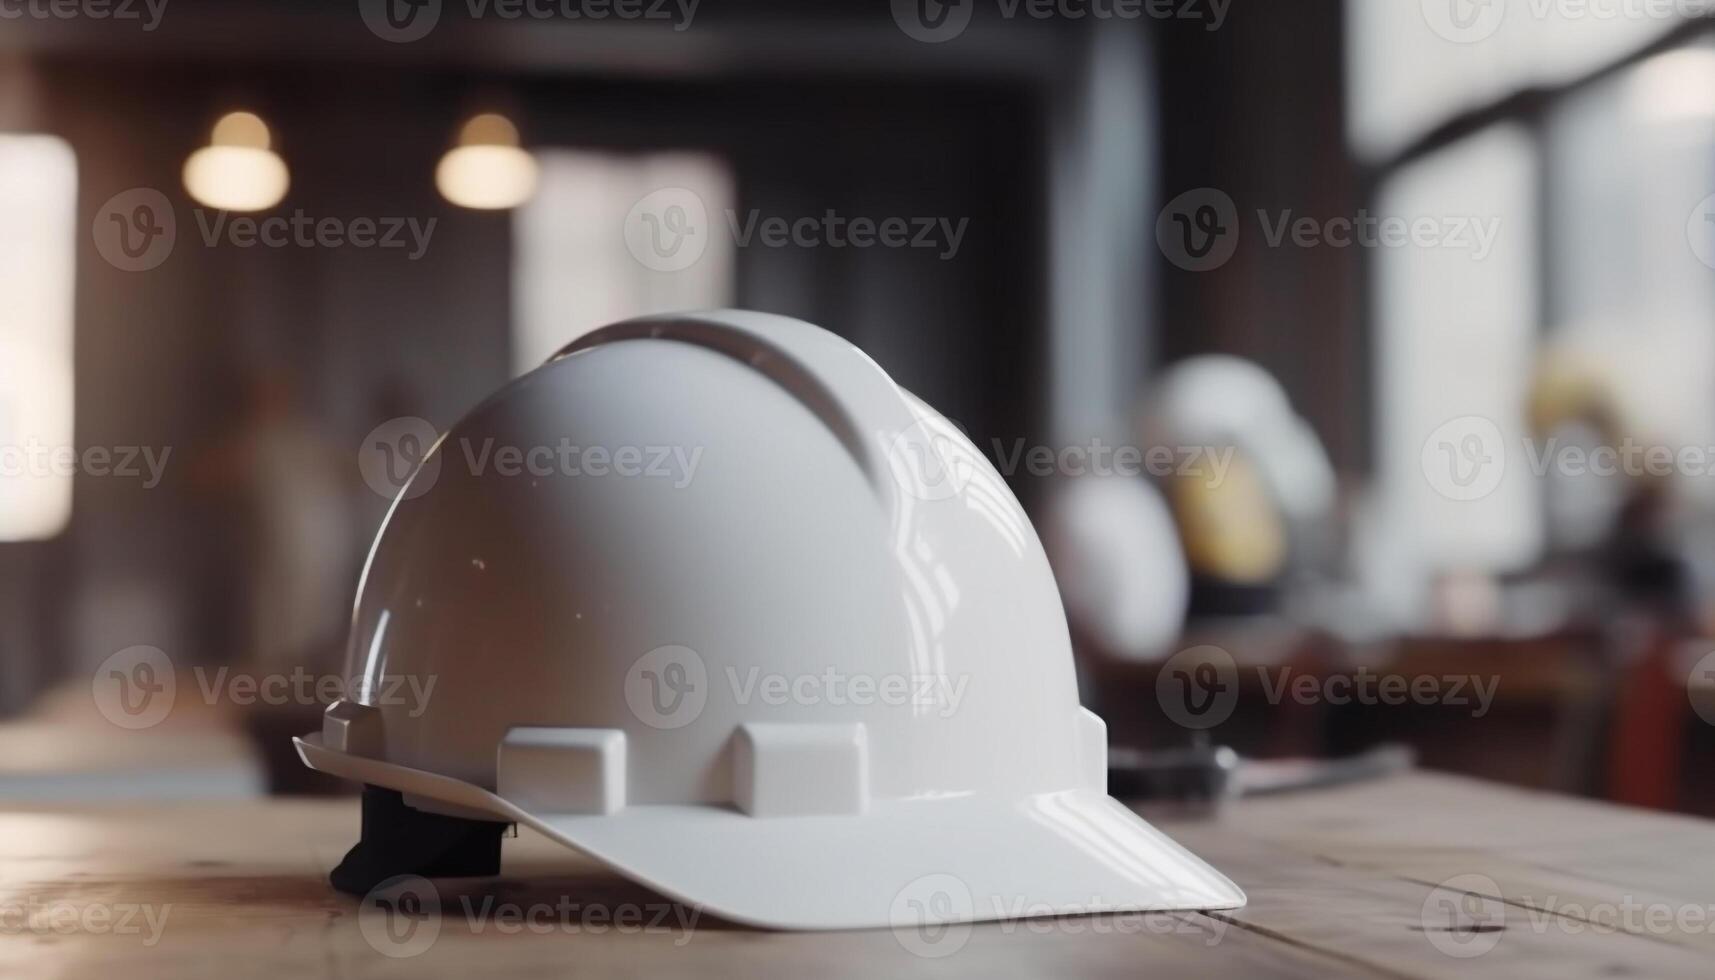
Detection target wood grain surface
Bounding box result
[1,771,1710,978]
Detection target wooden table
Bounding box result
[3,771,1712,977]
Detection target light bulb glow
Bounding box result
[183,111,288,211]
[436,143,539,210]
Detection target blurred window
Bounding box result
[1546,41,1715,469]
[1373,124,1541,587]
[0,134,76,542]
[1347,0,1684,159]
[511,150,734,375]
[1353,11,1715,618]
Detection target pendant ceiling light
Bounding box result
[182,110,289,212]
[436,113,538,210]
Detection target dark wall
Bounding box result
[1153,0,1362,470]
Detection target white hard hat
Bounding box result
[1144,354,1335,527]
[297,310,1243,930]
[1043,475,1189,661]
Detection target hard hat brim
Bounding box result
[297,732,1245,931]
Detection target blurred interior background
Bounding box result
[2,0,1715,812]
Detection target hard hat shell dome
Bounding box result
[301,311,1243,930]
[348,313,1081,803]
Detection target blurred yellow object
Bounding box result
[1169,453,1287,585]
[436,112,537,210]
[1526,349,1625,444]
[182,110,288,212]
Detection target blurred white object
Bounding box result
[1143,355,1336,531]
[0,133,76,542]
[297,310,1244,930]
[1044,475,1188,661]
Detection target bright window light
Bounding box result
[0,134,77,541]
[511,150,734,375]
[1346,0,1682,158]
[1370,124,1539,618]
